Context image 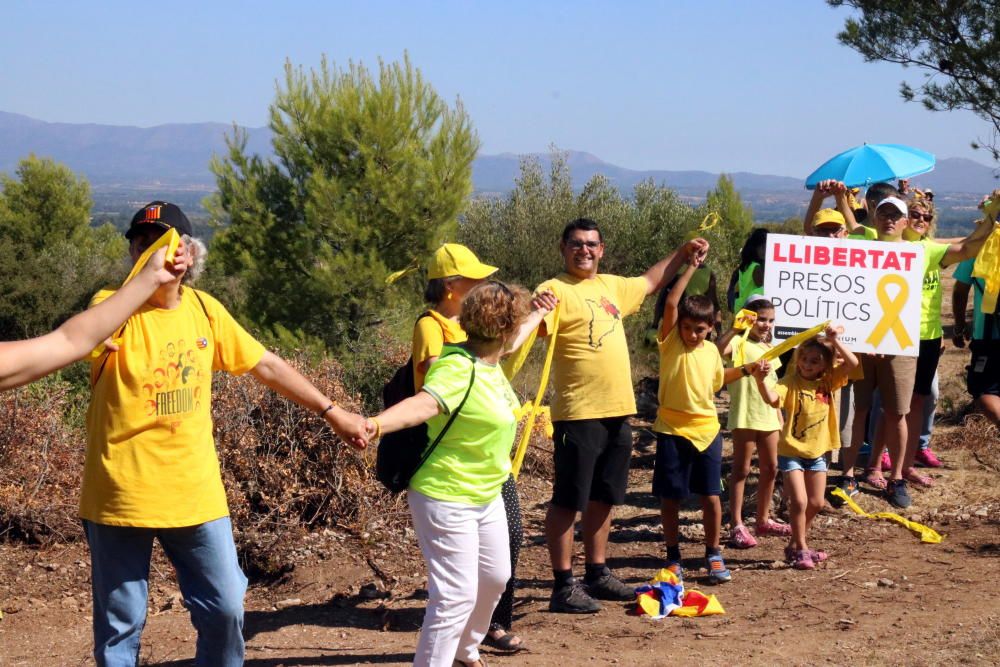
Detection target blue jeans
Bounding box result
[83,516,247,667]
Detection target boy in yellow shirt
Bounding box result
[654,248,753,584]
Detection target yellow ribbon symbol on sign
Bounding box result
[865,274,913,350]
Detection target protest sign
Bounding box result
[763,234,923,356]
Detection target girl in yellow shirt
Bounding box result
[753,328,858,570]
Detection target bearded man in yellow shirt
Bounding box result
[82,201,368,667]
[536,217,707,613]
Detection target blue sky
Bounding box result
[0,1,988,176]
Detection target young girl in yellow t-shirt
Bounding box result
[716,298,789,549]
[752,328,858,570]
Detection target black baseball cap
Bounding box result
[125,201,193,240]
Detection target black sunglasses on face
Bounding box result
[909,212,933,222]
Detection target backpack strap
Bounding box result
[412,351,477,474]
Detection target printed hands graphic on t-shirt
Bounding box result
[584,297,622,349]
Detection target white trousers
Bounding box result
[408,490,511,667]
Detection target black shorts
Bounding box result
[914,338,942,396]
[968,339,1000,398]
[551,417,633,512]
[652,432,723,499]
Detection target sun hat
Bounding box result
[875,197,908,216]
[813,208,846,228]
[427,243,498,280]
[125,201,194,240]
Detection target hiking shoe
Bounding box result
[665,560,684,584]
[880,450,893,472]
[755,519,792,538]
[584,571,635,601]
[791,549,815,570]
[904,467,935,488]
[706,554,732,584]
[886,479,912,509]
[729,524,757,548]
[915,448,943,468]
[549,580,601,613]
[838,476,859,497]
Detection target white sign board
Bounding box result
[763,234,924,356]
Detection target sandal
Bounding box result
[483,628,527,654]
[904,467,935,488]
[861,468,887,490]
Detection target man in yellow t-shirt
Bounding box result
[537,217,707,613]
[82,202,368,667]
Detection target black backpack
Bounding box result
[376,343,476,493]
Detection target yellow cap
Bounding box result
[813,208,846,228]
[427,243,498,280]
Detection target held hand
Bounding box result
[751,360,771,380]
[823,324,840,341]
[326,410,369,450]
[683,237,710,260]
[144,241,190,285]
[531,290,558,314]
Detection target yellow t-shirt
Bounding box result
[775,364,850,459]
[725,337,781,432]
[653,328,725,451]
[411,310,467,391]
[81,288,266,527]
[537,273,648,421]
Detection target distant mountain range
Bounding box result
[1,110,996,198]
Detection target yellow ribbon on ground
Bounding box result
[758,321,830,363]
[510,310,560,480]
[90,228,181,359]
[830,488,942,544]
[865,274,913,349]
[972,221,1000,314]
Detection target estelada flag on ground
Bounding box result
[632,568,725,619]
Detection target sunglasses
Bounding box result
[909,212,933,222]
[566,240,601,250]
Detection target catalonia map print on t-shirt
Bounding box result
[790,385,830,441]
[143,337,208,423]
[584,296,622,349]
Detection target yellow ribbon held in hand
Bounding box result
[830,488,942,544]
[972,220,1000,314]
[90,228,181,359]
[684,211,721,241]
[865,274,913,350]
[758,321,830,363]
[510,309,560,480]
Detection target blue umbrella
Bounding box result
[805,143,935,190]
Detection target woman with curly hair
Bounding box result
[367,280,553,667]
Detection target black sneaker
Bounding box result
[584,571,635,601]
[549,579,601,613]
[886,479,912,508]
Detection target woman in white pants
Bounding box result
[368,281,549,667]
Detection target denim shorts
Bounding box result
[778,454,828,473]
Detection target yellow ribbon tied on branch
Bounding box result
[830,488,942,544]
[865,274,913,349]
[90,228,181,359]
[508,309,560,480]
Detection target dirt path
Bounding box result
[2,422,998,666]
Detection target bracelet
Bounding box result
[319,404,336,418]
[741,365,751,377]
[371,417,383,440]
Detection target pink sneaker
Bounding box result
[791,549,815,570]
[755,519,793,537]
[880,451,892,471]
[915,448,943,468]
[729,524,757,548]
